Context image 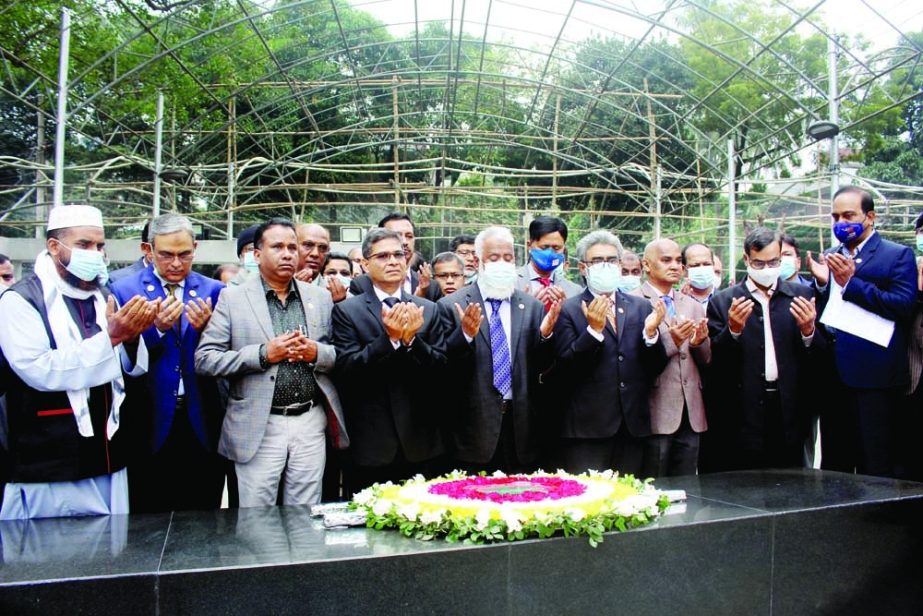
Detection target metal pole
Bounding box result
[35,95,46,238]
[828,34,840,196]
[654,164,662,239]
[727,138,736,284]
[393,79,400,209]
[153,91,164,218]
[52,8,71,209]
[227,96,236,237]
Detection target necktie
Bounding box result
[382,296,400,308]
[488,299,513,399]
[662,295,676,320]
[537,277,552,288]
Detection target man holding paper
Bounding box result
[808,186,917,478]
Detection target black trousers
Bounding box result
[640,409,700,478]
[456,400,535,476]
[346,448,446,498]
[558,423,643,477]
[130,399,226,513]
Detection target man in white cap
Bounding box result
[0,205,159,519]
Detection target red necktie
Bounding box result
[536,277,553,312]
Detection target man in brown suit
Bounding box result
[634,239,710,476]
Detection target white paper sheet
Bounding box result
[819,279,895,347]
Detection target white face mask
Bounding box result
[585,263,621,295]
[479,261,517,299]
[687,265,715,290]
[747,265,781,288]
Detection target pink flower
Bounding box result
[427,475,586,503]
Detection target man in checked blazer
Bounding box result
[633,238,710,477]
[195,219,347,507]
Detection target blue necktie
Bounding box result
[662,295,676,319]
[488,299,513,399]
[382,296,399,308]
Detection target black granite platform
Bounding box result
[1,470,922,615]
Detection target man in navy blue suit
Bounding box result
[111,213,227,511]
[808,186,917,477]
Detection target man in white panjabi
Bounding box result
[0,205,158,520]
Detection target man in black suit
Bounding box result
[436,226,562,474]
[707,227,822,471]
[332,228,446,494]
[553,230,668,476]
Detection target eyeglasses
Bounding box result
[455,249,476,257]
[583,257,620,266]
[369,251,407,263]
[155,250,195,263]
[748,258,781,270]
[434,272,464,281]
[301,241,330,254]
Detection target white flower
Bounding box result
[475,508,493,531]
[371,499,393,517]
[352,488,375,506]
[491,470,507,478]
[420,509,444,525]
[412,474,426,483]
[397,501,421,521]
[501,509,523,533]
[566,508,586,522]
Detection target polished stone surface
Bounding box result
[1,470,920,615]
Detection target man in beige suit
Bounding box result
[634,238,710,477]
[195,219,347,507]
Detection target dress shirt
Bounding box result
[261,278,315,407]
[463,281,512,356]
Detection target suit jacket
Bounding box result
[516,264,583,298]
[437,285,554,465]
[553,288,667,439]
[111,265,224,452]
[819,233,917,389]
[194,274,347,463]
[633,282,710,434]
[707,279,825,453]
[107,257,148,285]
[908,287,923,395]
[331,289,445,466]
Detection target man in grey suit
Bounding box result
[195,218,347,507]
[634,239,710,477]
[438,226,562,473]
[516,216,582,306]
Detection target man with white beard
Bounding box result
[0,205,157,519]
[437,226,562,474]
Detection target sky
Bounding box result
[346,0,923,53]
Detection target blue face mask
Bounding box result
[56,242,108,283]
[242,251,259,274]
[832,218,866,244]
[915,234,923,253]
[530,247,564,273]
[586,263,621,294]
[616,274,642,292]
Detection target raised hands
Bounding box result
[414,263,433,298]
[789,296,817,337]
[540,298,562,338]
[325,275,348,303]
[185,297,213,332]
[454,302,483,339]
[581,296,610,334]
[153,295,184,333]
[806,251,829,287]
[644,298,667,338]
[382,301,426,345]
[107,295,159,346]
[825,253,855,288]
[727,296,755,334]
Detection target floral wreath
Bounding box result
[350,469,669,547]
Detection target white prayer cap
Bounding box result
[47,205,104,231]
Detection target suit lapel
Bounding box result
[509,290,526,360]
[464,285,491,345]
[853,232,881,277]
[180,274,201,337]
[614,290,628,338]
[364,289,385,329]
[297,281,317,338]
[140,266,163,301]
[244,277,275,340]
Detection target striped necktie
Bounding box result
[488,299,512,399]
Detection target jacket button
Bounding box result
[619,382,626,388]
[270,376,275,381]
[618,355,624,362]
[680,353,687,360]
